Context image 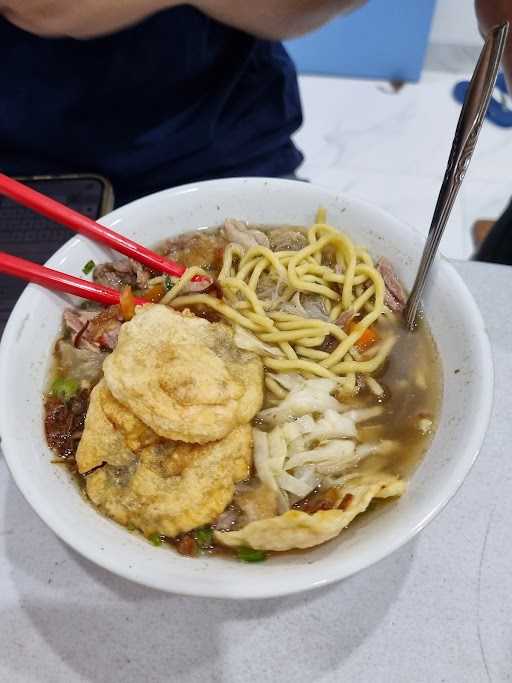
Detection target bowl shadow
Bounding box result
[3,478,417,682]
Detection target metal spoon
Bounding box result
[405,22,509,331]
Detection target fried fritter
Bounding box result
[103,304,264,443]
[214,474,405,551]
[234,483,279,524]
[85,424,252,537]
[76,381,138,474]
[100,383,159,452]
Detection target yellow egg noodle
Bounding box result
[161,211,393,394]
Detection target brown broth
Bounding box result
[356,316,442,480]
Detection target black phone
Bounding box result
[0,173,114,334]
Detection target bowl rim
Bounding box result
[0,177,494,599]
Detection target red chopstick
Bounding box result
[0,173,205,281]
[0,251,146,306]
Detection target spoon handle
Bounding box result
[405,22,509,331]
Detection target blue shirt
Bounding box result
[0,7,303,205]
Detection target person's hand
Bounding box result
[0,0,176,38]
[475,0,512,93]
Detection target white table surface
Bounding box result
[295,73,512,261]
[0,260,510,683]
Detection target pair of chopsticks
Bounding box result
[0,173,205,307]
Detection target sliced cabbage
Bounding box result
[258,377,341,426]
[253,430,274,489]
[301,294,331,321]
[267,427,288,472]
[301,409,357,445]
[355,440,397,459]
[344,406,384,423]
[267,373,304,391]
[276,471,317,498]
[234,326,283,358]
[281,415,316,442]
[253,371,391,504]
[253,430,289,513]
[223,218,270,249]
[285,440,357,474]
[293,466,320,491]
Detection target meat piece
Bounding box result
[255,273,283,303]
[93,258,150,290]
[103,304,264,443]
[336,309,355,331]
[268,228,307,252]
[159,232,226,273]
[222,218,270,249]
[63,309,100,351]
[85,424,253,538]
[86,306,123,350]
[376,258,407,312]
[99,327,121,350]
[316,334,338,353]
[63,307,122,352]
[279,293,330,321]
[214,505,241,531]
[45,389,90,460]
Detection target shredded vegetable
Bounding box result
[147,532,163,547]
[234,326,284,358]
[237,547,266,562]
[51,376,79,402]
[195,526,214,548]
[82,260,95,275]
[258,377,340,426]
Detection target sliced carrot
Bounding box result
[350,322,378,352]
[120,285,136,321]
[142,282,166,303]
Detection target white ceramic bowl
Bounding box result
[0,178,493,599]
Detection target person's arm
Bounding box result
[475,0,512,89]
[0,0,367,40]
[0,0,177,38]
[193,0,368,40]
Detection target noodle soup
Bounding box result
[44,213,442,561]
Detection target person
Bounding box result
[2,0,511,261]
[473,0,512,265]
[0,0,367,207]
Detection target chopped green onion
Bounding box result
[164,276,175,291]
[237,547,266,563]
[82,260,95,275]
[147,532,163,547]
[195,526,213,548]
[51,377,79,402]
